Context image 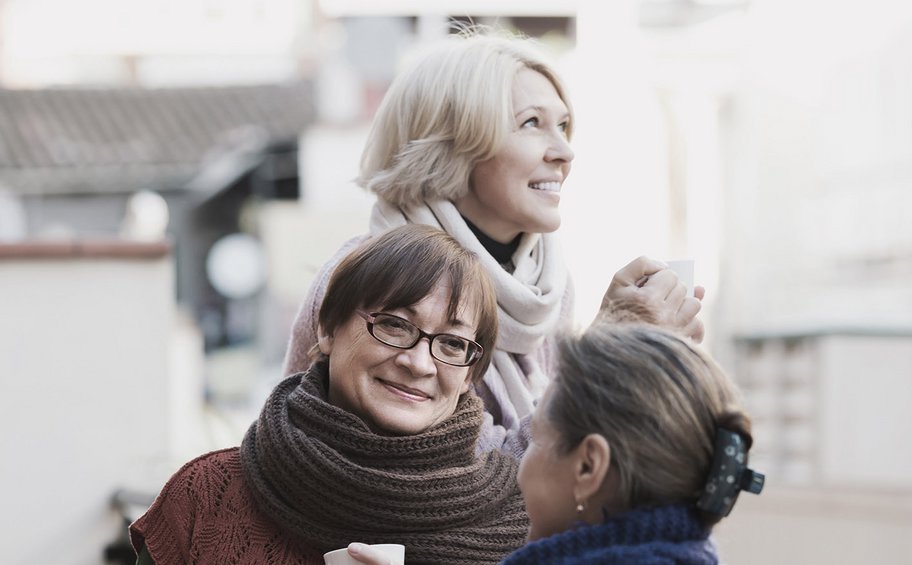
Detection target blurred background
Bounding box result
[1,0,910,563]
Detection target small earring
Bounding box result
[576,502,585,513]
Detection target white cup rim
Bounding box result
[323,544,405,565]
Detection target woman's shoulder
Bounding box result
[129,448,245,562]
[168,447,242,483]
[132,447,323,564]
[146,448,245,512]
[309,234,373,283]
[327,233,372,263]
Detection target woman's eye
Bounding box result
[438,336,467,353]
[558,121,570,134]
[377,317,409,332]
[521,116,539,128]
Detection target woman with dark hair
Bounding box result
[130,225,528,564]
[335,319,764,565]
[503,321,764,564]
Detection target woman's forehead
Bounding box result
[380,279,481,326]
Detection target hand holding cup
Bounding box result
[601,256,705,342]
[324,543,405,565]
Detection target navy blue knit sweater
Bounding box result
[500,504,716,565]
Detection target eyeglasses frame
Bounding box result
[356,310,483,367]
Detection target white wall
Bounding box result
[818,335,912,486]
[715,484,912,565]
[0,245,175,565]
[722,1,912,337]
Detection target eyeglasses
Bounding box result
[357,310,484,367]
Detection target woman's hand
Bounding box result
[344,543,401,565]
[600,256,705,343]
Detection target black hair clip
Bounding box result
[696,428,765,517]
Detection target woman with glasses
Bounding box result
[130,225,529,564]
[346,320,763,565]
[283,28,705,451]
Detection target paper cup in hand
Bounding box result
[324,544,405,565]
[665,260,694,297]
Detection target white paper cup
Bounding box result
[665,259,695,297]
[323,544,405,565]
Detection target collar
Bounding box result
[462,215,521,266]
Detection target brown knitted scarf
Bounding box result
[239,361,529,564]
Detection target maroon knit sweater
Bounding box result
[131,448,324,564]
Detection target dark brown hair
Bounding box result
[317,224,498,382]
[545,322,752,528]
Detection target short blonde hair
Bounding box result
[359,29,573,207]
[546,322,752,528]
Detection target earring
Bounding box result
[576,502,585,513]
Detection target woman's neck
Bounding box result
[463,216,521,265]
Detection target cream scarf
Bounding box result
[370,199,568,428]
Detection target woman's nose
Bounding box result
[395,337,437,376]
[546,132,574,163]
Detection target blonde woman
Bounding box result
[284,29,705,453]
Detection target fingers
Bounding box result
[662,273,687,303]
[634,269,683,308]
[347,543,394,565]
[676,298,705,342]
[683,316,705,343]
[685,286,707,342]
[604,259,670,309]
[601,260,707,342]
[611,256,667,287]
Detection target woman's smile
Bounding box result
[378,378,431,401]
[323,282,478,435]
[456,68,573,243]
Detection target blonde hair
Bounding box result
[359,28,573,207]
[546,322,752,528]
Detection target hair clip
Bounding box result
[696,428,765,517]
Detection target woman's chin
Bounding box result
[527,214,561,235]
[369,409,435,436]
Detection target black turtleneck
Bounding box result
[463,216,521,268]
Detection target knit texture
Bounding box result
[499,505,717,565]
[281,199,576,439]
[130,448,323,564]
[240,361,529,564]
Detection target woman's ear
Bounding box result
[317,326,334,356]
[572,433,612,504]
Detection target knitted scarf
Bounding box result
[239,361,529,564]
[499,505,717,565]
[370,199,568,429]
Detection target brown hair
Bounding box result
[317,224,498,383]
[545,322,752,528]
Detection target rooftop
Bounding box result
[0,81,313,196]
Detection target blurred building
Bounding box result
[0,3,318,564]
[0,82,313,349]
[1,1,911,564]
